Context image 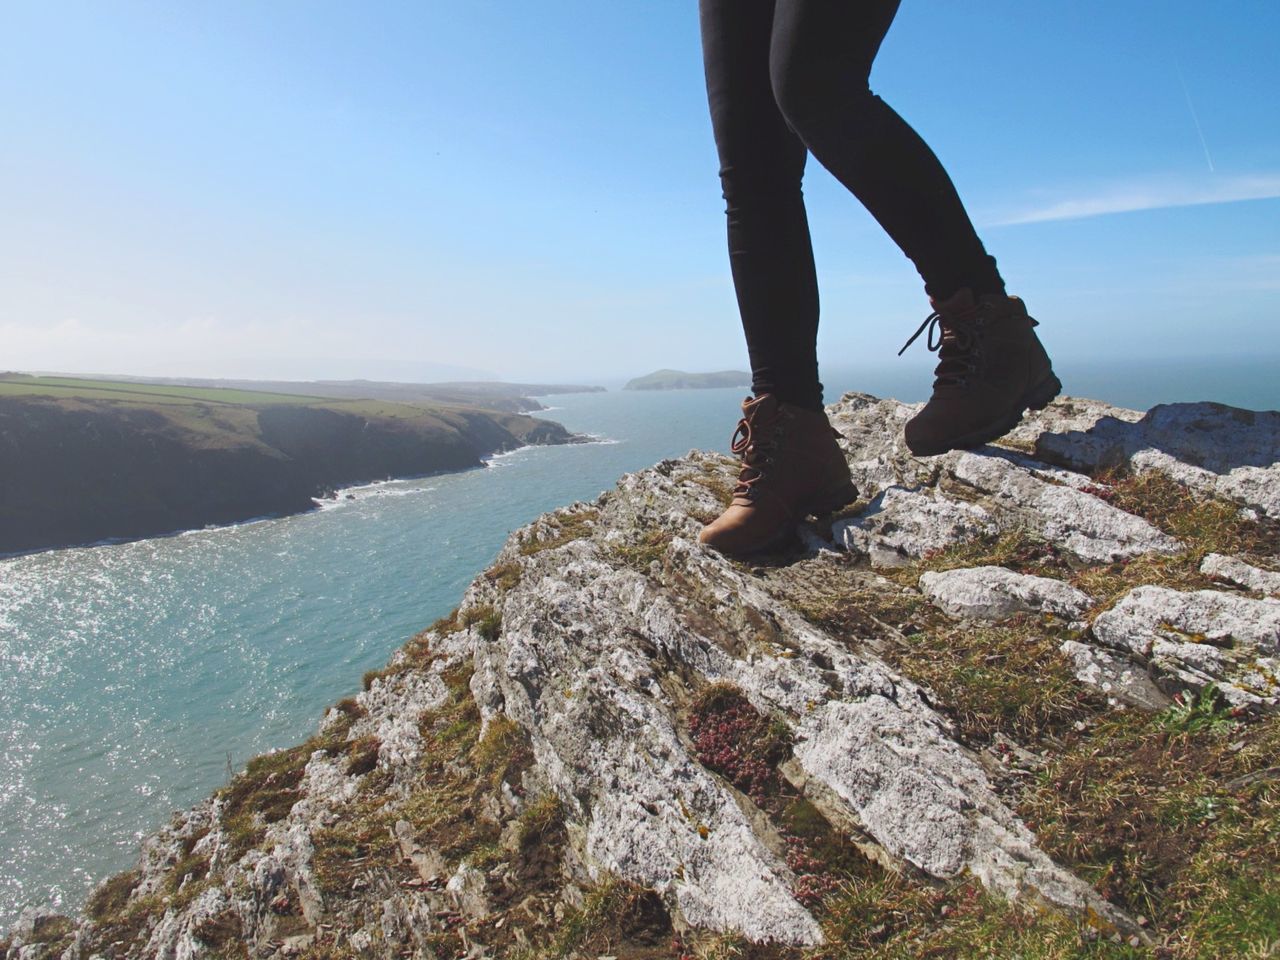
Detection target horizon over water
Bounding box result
[1,356,1277,928]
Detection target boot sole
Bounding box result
[910,371,1063,457]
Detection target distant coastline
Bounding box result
[60,374,608,413]
[0,375,593,555]
[623,368,751,391]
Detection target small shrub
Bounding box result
[1158,685,1239,736]
[470,714,529,780]
[460,603,501,642]
[85,869,140,922]
[515,793,563,851]
[344,735,381,777]
[361,664,397,691]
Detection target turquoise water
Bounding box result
[0,388,745,926]
[2,362,1277,926]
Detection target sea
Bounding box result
[2,357,1277,927]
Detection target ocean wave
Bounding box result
[314,478,441,511]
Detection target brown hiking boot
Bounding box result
[697,394,857,555]
[900,289,1062,456]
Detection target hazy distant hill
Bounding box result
[0,375,583,554]
[74,375,608,413]
[623,368,750,391]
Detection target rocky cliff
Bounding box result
[6,393,1279,959]
[0,396,579,555]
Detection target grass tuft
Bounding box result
[519,506,600,555]
[486,560,523,592]
[460,603,502,642]
[609,528,674,572]
[1094,469,1280,559]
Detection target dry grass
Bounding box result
[486,559,524,591]
[608,528,675,572]
[518,506,600,555]
[1094,470,1280,560]
[460,602,502,642]
[1019,711,1280,956]
[889,615,1101,745]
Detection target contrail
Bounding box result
[1175,55,1215,173]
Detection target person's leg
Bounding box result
[700,0,823,410]
[767,0,1059,456]
[697,0,857,555]
[768,0,1003,301]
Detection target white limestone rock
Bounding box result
[350,669,449,775]
[791,697,1129,922]
[1000,396,1145,451]
[951,452,1182,562]
[141,885,233,960]
[473,542,825,946]
[465,469,1139,941]
[1200,553,1280,596]
[1059,640,1171,711]
[1036,402,1280,519]
[60,394,1224,954]
[1091,585,1280,707]
[826,393,928,497]
[825,392,1143,499]
[919,566,1093,620]
[445,862,490,919]
[835,486,997,569]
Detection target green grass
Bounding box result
[0,374,328,405]
[1157,686,1239,736]
[814,875,1146,960]
[0,374,494,423]
[1018,712,1280,957]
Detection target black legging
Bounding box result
[700,0,1004,410]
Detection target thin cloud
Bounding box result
[990,173,1280,226]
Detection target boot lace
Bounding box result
[729,410,781,501]
[898,308,983,388]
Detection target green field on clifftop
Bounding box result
[0,374,331,406]
[0,374,523,429]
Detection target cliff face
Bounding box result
[0,397,578,555]
[7,393,1280,960]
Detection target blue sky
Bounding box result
[2,1,1278,384]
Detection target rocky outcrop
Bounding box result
[837,486,997,568]
[1200,552,1280,595]
[8,391,1280,958]
[1091,587,1280,709]
[1034,402,1280,519]
[918,566,1093,621]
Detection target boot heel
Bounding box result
[1023,372,1062,411]
[803,479,859,517]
